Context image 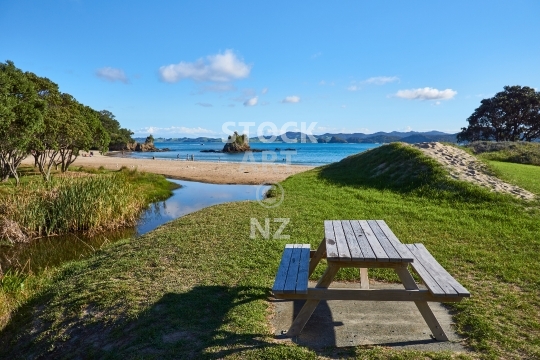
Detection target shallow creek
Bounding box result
[0,179,269,274]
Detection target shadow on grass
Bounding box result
[0,285,296,359]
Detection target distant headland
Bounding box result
[134,130,458,144]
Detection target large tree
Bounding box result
[98,110,133,149]
[0,61,45,184]
[458,85,540,142]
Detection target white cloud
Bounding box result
[95,67,129,83]
[347,85,359,91]
[341,105,347,108]
[134,126,216,136]
[196,102,213,107]
[244,97,258,107]
[395,87,457,100]
[261,87,268,94]
[311,52,322,58]
[363,76,399,85]
[282,95,300,103]
[159,50,251,83]
[319,80,326,85]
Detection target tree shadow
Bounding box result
[0,285,289,359]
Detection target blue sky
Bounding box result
[1,1,539,138]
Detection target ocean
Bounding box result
[123,142,381,166]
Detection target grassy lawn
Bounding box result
[1,143,539,358]
[484,160,540,196]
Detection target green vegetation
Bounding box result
[485,160,540,196]
[466,140,540,166]
[0,143,538,358]
[98,110,134,150]
[458,85,540,142]
[0,61,133,183]
[0,167,176,243]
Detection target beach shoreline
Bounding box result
[21,152,315,185]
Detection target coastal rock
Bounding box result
[222,132,251,153]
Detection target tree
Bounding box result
[26,72,63,181]
[98,110,133,149]
[0,61,45,184]
[458,86,540,143]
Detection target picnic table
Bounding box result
[272,220,470,341]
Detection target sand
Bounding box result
[413,142,536,200]
[21,153,315,185]
[21,144,535,200]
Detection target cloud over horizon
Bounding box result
[134,126,216,136]
[395,87,457,100]
[282,95,300,103]
[159,50,251,83]
[95,67,129,83]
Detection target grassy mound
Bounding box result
[466,141,540,166]
[319,142,499,202]
[1,144,539,358]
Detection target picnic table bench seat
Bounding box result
[272,244,310,295]
[405,243,470,298]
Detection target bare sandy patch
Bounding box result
[413,142,535,200]
[22,153,314,185]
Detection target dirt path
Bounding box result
[413,142,535,200]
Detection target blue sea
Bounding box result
[122,142,380,166]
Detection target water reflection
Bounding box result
[0,180,269,274]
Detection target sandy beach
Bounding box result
[22,153,315,185]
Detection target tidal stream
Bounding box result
[0,179,269,274]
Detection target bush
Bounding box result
[465,141,540,166]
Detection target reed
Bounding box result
[0,173,146,242]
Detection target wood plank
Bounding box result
[375,220,415,262]
[368,220,402,261]
[342,220,364,261]
[332,220,351,261]
[308,240,326,276]
[286,263,339,337]
[360,268,369,289]
[272,244,294,294]
[283,245,304,294]
[324,220,339,260]
[295,244,311,294]
[394,267,449,341]
[405,244,446,296]
[273,288,464,302]
[414,244,470,297]
[350,220,376,261]
[406,244,459,297]
[358,220,389,261]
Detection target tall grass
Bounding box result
[0,173,146,242]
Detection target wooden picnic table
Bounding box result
[272,220,470,341]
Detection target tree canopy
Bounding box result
[0,60,130,183]
[457,86,540,143]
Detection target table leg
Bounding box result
[394,266,449,341]
[360,268,369,289]
[308,239,326,276]
[286,263,339,337]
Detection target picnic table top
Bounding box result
[324,220,414,263]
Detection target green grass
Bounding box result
[484,160,540,196]
[1,143,539,358]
